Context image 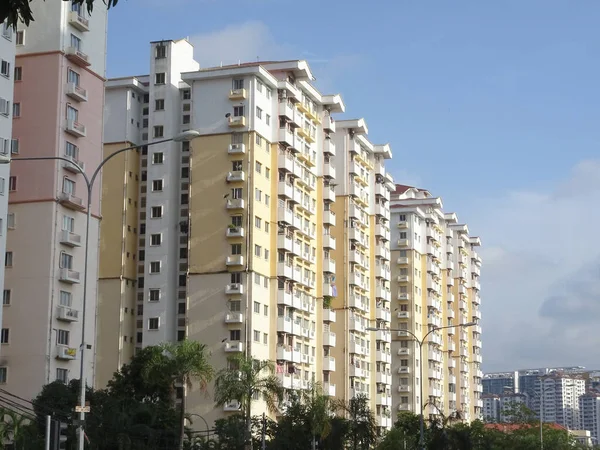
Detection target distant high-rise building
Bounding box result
[580,393,600,445]
[389,185,483,421]
[483,371,519,395]
[535,375,586,430]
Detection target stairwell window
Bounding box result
[67,69,80,86]
[63,178,75,194]
[2,290,10,305]
[155,99,164,110]
[155,45,167,59]
[150,206,163,218]
[155,73,166,85]
[15,31,24,46]
[152,152,164,164]
[0,329,9,344]
[153,125,164,138]
[56,368,68,383]
[67,105,78,123]
[59,252,73,270]
[12,103,20,118]
[13,66,21,81]
[8,176,16,191]
[0,60,10,78]
[149,289,160,302]
[150,233,162,246]
[70,34,81,51]
[152,179,163,191]
[148,318,160,330]
[4,252,12,267]
[60,291,72,307]
[149,261,161,274]
[57,329,69,346]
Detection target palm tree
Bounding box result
[2,409,29,450]
[299,382,337,450]
[340,394,378,450]
[214,354,284,450]
[144,340,214,450]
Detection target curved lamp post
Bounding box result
[0,129,201,450]
[366,322,476,450]
[187,413,210,441]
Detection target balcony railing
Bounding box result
[60,230,82,247]
[65,47,90,67]
[56,306,79,322]
[68,11,90,31]
[65,119,86,137]
[66,82,88,102]
[59,268,81,284]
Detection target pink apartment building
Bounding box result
[2,2,107,401]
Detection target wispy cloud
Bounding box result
[477,160,600,371]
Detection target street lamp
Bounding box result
[186,413,210,441]
[1,129,201,450]
[366,322,476,450]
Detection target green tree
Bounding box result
[1,0,120,29]
[299,382,338,449]
[340,394,378,450]
[144,340,214,450]
[214,355,283,450]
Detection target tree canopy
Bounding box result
[1,0,120,29]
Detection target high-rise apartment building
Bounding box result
[327,119,395,429]
[535,374,586,430]
[389,185,483,422]
[482,393,528,422]
[0,21,16,380]
[97,39,396,430]
[482,371,519,395]
[2,2,107,400]
[580,393,600,444]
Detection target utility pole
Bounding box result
[44,415,51,450]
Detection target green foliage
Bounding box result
[1,0,120,30]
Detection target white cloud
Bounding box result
[477,160,600,371]
[188,21,294,68]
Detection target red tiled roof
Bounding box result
[484,423,566,433]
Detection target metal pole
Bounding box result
[45,415,51,450]
[540,386,543,450]
[418,339,425,450]
[77,186,92,450]
[261,412,266,450]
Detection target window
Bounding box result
[155,99,164,110]
[253,330,260,342]
[152,179,164,191]
[233,79,244,90]
[155,45,167,59]
[229,329,241,341]
[0,60,10,78]
[182,89,191,100]
[255,189,261,202]
[56,368,68,383]
[266,88,271,99]
[255,134,262,146]
[150,234,162,246]
[13,66,21,81]
[15,30,24,46]
[6,213,14,229]
[233,106,244,117]
[232,160,243,171]
[70,33,81,50]
[4,251,12,267]
[153,126,164,138]
[57,329,69,345]
[150,261,161,273]
[254,245,261,257]
[151,206,163,218]
[60,291,72,307]
[256,107,262,119]
[155,73,166,84]
[59,252,73,269]
[265,168,270,179]
[0,329,8,344]
[182,115,190,124]
[255,161,262,174]
[253,301,260,314]
[265,194,270,206]
[67,69,80,86]
[231,244,242,255]
[0,368,7,383]
[8,176,16,191]
[256,80,263,92]
[231,215,242,227]
[231,188,243,199]
[65,141,79,159]
[0,98,9,116]
[2,290,10,306]
[148,318,160,330]
[62,215,75,232]
[255,217,262,228]
[12,103,20,117]
[152,152,164,164]
[266,114,270,125]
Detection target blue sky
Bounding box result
[108,0,600,371]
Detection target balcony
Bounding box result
[322,282,334,297]
[228,89,247,100]
[376,350,392,365]
[398,367,410,374]
[397,311,410,319]
[225,313,244,324]
[226,171,245,182]
[276,345,292,361]
[323,138,335,156]
[56,346,77,360]
[68,11,90,31]
[225,255,244,266]
[226,226,245,238]
[323,258,336,273]
[349,365,365,378]
[223,401,242,412]
[226,199,245,210]
[322,234,336,250]
[277,181,295,201]
[225,283,244,295]
[224,342,244,353]
[323,382,336,397]
[375,183,389,199]
[60,230,82,247]
[323,209,336,226]
[278,128,295,147]
[65,119,86,137]
[277,234,294,253]
[323,114,335,132]
[228,143,245,154]
[376,393,391,407]
[323,308,336,322]
[323,331,336,347]
[349,340,367,355]
[277,316,294,334]
[62,155,85,174]
[277,262,294,279]
[323,162,336,179]
[397,292,410,301]
[428,368,443,380]
[376,286,391,301]
[228,116,246,128]
[375,223,390,241]
[56,306,79,322]
[323,356,336,372]
[65,47,90,66]
[59,268,81,284]
[397,256,409,265]
[66,82,88,102]
[376,329,391,342]
[376,307,391,323]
